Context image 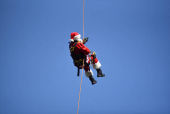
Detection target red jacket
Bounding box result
[69,42,90,56]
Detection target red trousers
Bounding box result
[76,54,98,71]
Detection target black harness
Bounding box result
[70,42,86,65]
[70,42,88,76]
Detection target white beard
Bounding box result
[77,39,83,43]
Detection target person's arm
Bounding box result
[77,42,90,55]
[82,37,89,44]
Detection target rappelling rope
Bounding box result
[77,0,85,114]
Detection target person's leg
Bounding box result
[84,65,97,85]
[91,54,105,77]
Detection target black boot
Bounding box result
[89,76,97,85]
[97,68,105,77]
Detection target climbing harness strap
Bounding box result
[70,42,86,67]
[77,67,80,76]
[70,42,78,53]
[70,42,87,76]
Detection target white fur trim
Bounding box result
[93,61,101,69]
[74,34,81,40]
[70,39,74,42]
[85,69,93,77]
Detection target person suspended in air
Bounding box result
[69,32,105,85]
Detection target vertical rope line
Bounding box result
[83,0,85,39]
[77,1,85,114]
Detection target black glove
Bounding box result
[83,37,89,44]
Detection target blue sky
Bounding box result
[0,0,170,114]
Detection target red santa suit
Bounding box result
[69,32,105,85]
